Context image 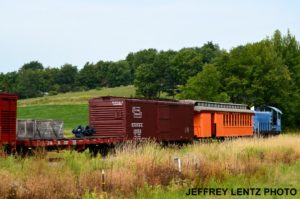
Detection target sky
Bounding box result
[0,0,299,73]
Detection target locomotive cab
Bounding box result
[252,105,282,135]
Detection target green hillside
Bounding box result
[18,85,135,107]
[17,85,135,135]
[18,105,88,131]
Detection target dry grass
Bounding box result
[0,134,300,198]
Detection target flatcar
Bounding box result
[252,105,282,135]
[0,93,126,154]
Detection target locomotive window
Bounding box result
[272,112,277,126]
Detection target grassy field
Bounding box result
[17,85,135,135]
[18,105,88,136]
[0,135,300,198]
[18,85,136,107]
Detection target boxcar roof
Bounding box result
[90,96,180,104]
[0,93,18,99]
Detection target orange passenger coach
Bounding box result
[183,101,254,138]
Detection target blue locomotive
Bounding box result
[252,105,282,135]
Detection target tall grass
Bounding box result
[0,135,300,198]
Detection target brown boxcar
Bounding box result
[0,93,18,145]
[89,96,194,142]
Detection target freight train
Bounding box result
[0,94,282,154]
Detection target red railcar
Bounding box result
[89,96,194,142]
[0,93,18,146]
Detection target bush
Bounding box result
[48,91,58,96]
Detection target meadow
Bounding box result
[10,86,300,198]
[0,135,300,198]
[18,85,136,107]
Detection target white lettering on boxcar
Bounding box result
[133,129,142,139]
[132,106,142,118]
[131,123,143,128]
[112,101,123,106]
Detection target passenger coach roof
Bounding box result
[194,106,254,114]
[180,100,249,110]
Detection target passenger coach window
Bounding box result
[242,115,244,126]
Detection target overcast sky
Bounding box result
[0,0,299,73]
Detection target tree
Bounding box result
[172,48,204,85]
[106,60,131,87]
[198,42,222,63]
[56,64,78,92]
[215,38,298,128]
[0,72,18,93]
[126,49,158,83]
[43,67,60,92]
[76,62,99,89]
[271,30,300,88]
[95,61,112,87]
[178,64,230,102]
[134,50,177,98]
[159,50,178,97]
[17,69,46,98]
[21,61,44,70]
[134,63,162,98]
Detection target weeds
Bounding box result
[0,135,299,198]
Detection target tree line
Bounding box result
[0,30,300,129]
